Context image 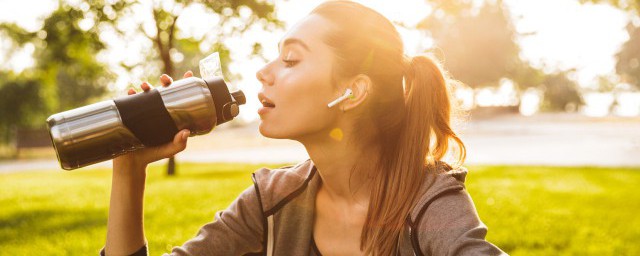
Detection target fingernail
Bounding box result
[182,130,190,140]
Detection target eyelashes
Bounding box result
[281,50,299,67]
[283,59,299,67]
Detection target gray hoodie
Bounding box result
[102,159,507,255]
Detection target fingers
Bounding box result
[140,82,154,92]
[127,81,154,95]
[160,74,173,87]
[131,71,191,95]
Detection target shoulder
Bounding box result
[411,161,469,217]
[408,162,506,255]
[251,159,317,214]
[408,161,470,230]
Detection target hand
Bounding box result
[114,71,195,170]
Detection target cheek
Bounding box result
[263,69,337,138]
[283,78,334,121]
[279,62,333,111]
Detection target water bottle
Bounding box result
[46,53,245,170]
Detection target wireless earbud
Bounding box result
[327,89,353,108]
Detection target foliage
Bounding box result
[0,1,281,174]
[0,1,130,140]
[127,0,281,175]
[0,163,639,255]
[0,72,46,143]
[36,8,112,111]
[579,0,640,14]
[132,0,281,79]
[420,1,521,88]
[421,0,591,111]
[507,61,546,91]
[540,71,584,111]
[579,0,640,89]
[423,0,476,17]
[616,24,640,89]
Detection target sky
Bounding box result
[0,0,633,120]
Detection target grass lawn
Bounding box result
[1,163,639,255]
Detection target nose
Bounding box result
[256,63,275,87]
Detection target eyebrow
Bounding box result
[278,38,311,52]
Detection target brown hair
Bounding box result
[311,1,466,255]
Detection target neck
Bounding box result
[296,124,378,204]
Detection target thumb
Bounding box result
[158,129,190,157]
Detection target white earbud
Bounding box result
[327,89,353,108]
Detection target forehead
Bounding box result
[279,14,332,51]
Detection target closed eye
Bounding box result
[283,59,299,68]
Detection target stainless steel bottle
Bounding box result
[46,76,246,170]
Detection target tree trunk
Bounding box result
[153,10,179,176]
[167,156,176,176]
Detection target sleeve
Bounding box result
[99,185,265,256]
[416,189,508,256]
[99,244,147,256]
[165,185,265,255]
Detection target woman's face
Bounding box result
[256,14,342,141]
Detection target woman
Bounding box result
[103,1,506,255]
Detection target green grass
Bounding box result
[467,165,640,255]
[1,164,639,255]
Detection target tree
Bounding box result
[423,0,477,17]
[36,5,123,111]
[579,0,640,89]
[0,1,128,145]
[1,0,280,173]
[579,0,640,15]
[0,72,45,144]
[508,61,546,91]
[421,0,586,113]
[419,1,521,88]
[540,70,583,111]
[616,23,640,89]
[129,0,280,175]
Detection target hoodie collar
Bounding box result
[408,163,468,222]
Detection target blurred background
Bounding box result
[0,0,639,255]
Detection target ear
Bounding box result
[341,74,371,112]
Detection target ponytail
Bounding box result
[361,54,466,255]
[403,55,466,167]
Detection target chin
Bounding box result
[258,121,289,139]
[258,121,309,141]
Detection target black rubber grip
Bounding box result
[204,77,234,125]
[114,90,178,147]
